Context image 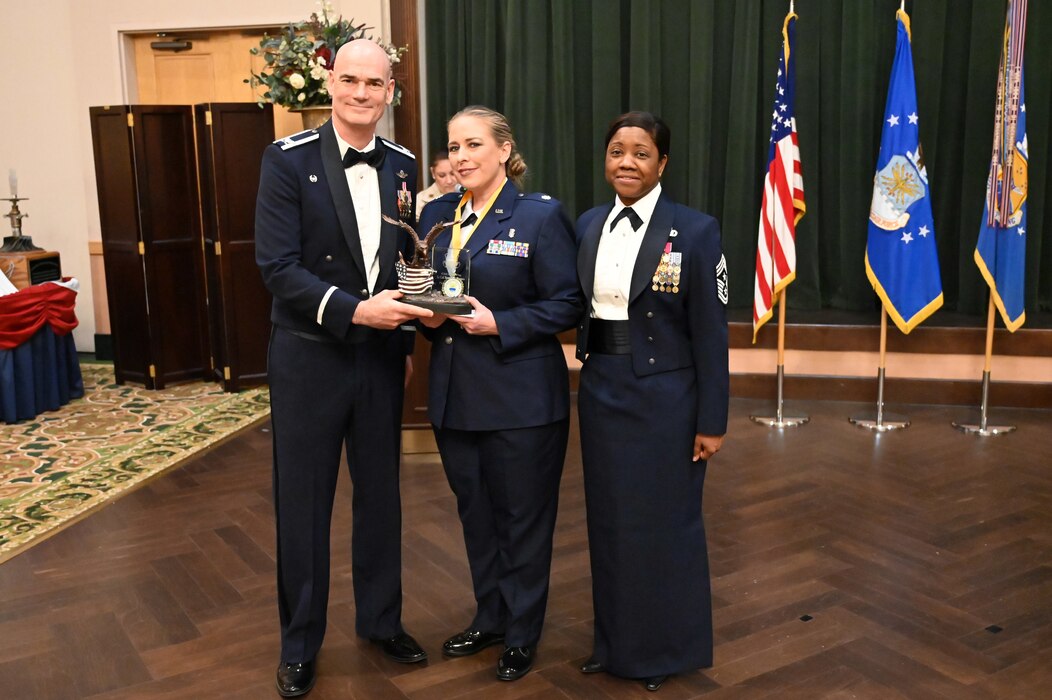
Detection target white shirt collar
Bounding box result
[464,197,483,218]
[463,178,508,218]
[610,182,662,228]
[332,122,377,158]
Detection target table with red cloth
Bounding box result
[0,279,84,423]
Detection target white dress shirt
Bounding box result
[317,125,383,325]
[591,183,663,320]
[333,125,383,292]
[457,198,481,241]
[441,198,481,278]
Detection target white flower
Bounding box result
[310,64,328,80]
[288,72,306,90]
[297,92,306,102]
[319,85,328,95]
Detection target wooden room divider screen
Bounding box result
[89,103,274,391]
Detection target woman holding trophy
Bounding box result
[416,105,582,682]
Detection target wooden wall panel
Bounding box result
[389,0,430,425]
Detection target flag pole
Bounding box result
[749,2,807,430]
[850,306,910,431]
[777,289,787,421]
[953,298,1016,435]
[751,289,809,428]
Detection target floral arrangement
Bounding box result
[247,0,408,109]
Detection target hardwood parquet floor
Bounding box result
[2,397,1051,699]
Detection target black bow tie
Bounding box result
[610,206,643,231]
[343,145,386,169]
[460,213,478,228]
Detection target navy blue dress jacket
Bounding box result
[576,192,730,436]
[256,124,417,344]
[418,184,583,431]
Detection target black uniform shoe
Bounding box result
[371,632,428,663]
[496,646,534,681]
[276,661,315,697]
[579,658,604,674]
[643,675,667,691]
[442,630,505,657]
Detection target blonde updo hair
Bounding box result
[449,105,527,189]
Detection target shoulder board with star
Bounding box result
[517,192,557,204]
[275,129,320,151]
[378,137,416,159]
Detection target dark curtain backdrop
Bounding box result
[425,0,1051,320]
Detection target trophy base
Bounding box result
[402,293,473,315]
[1,235,43,252]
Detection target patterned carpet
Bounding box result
[0,364,270,563]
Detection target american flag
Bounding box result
[753,11,805,343]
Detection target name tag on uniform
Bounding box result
[487,239,530,258]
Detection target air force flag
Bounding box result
[865,9,943,334]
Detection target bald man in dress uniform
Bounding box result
[255,39,432,698]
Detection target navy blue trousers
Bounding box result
[268,327,406,663]
[434,419,568,648]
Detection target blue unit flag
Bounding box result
[975,0,1028,332]
[865,9,943,334]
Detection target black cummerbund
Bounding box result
[587,319,631,355]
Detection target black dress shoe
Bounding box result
[579,658,604,674]
[442,629,505,657]
[643,675,667,691]
[496,646,534,681]
[372,632,428,663]
[276,661,315,697]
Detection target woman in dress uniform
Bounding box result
[575,111,729,692]
[417,106,583,682]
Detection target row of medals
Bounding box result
[653,253,681,293]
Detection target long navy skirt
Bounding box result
[578,352,712,678]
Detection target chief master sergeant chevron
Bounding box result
[254,38,433,698]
